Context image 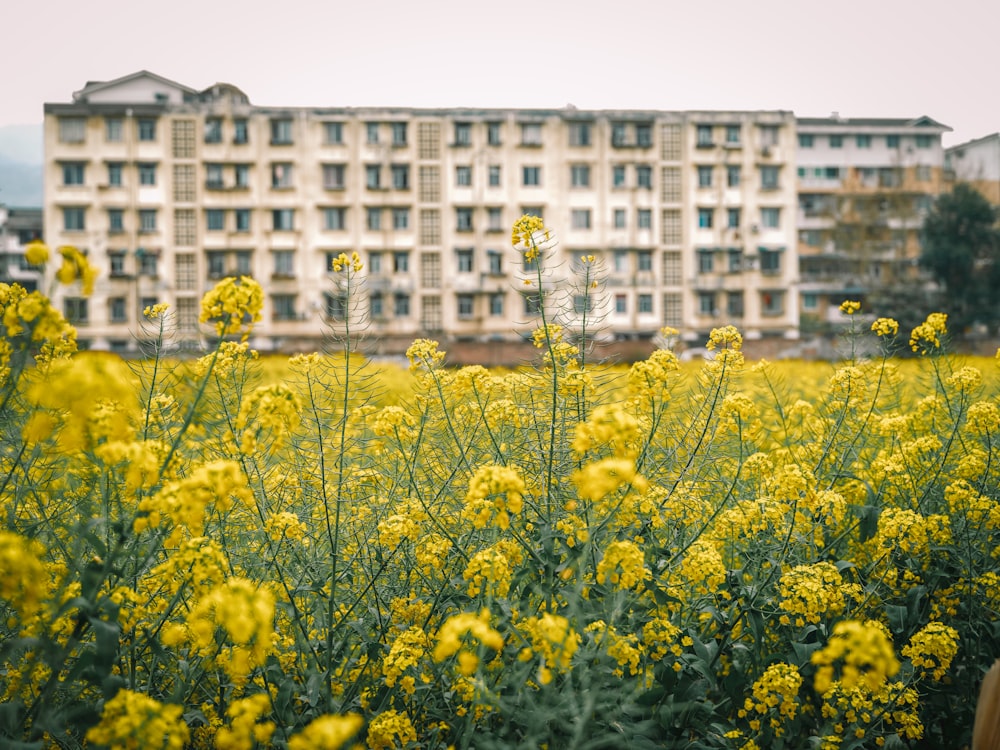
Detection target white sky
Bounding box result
[5,0,998,147]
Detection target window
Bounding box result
[521,206,543,221]
[105,117,122,142]
[663,291,682,326]
[107,162,123,187]
[916,134,932,148]
[367,252,383,274]
[637,250,652,272]
[697,208,714,229]
[457,294,475,319]
[235,209,251,232]
[636,124,652,147]
[421,252,441,286]
[615,294,627,314]
[698,291,716,316]
[138,251,159,276]
[234,164,250,188]
[391,164,410,190]
[391,122,407,146]
[698,248,714,274]
[637,209,652,229]
[456,248,474,273]
[207,252,226,278]
[728,248,743,272]
[63,207,85,231]
[64,297,89,324]
[759,125,779,146]
[233,119,248,144]
[761,290,784,315]
[612,165,626,188]
[109,297,127,323]
[366,164,381,190]
[802,292,818,310]
[879,167,900,187]
[760,207,780,229]
[569,122,591,146]
[138,162,157,186]
[915,164,931,182]
[204,118,222,143]
[271,163,293,188]
[138,118,157,141]
[523,293,543,315]
[456,207,473,232]
[394,293,410,317]
[571,209,591,229]
[697,165,713,188]
[366,122,380,144]
[487,250,502,275]
[108,209,124,233]
[573,294,592,314]
[696,124,713,147]
[325,293,347,320]
[205,163,224,188]
[323,207,346,230]
[727,165,741,188]
[456,165,472,187]
[520,123,542,146]
[760,248,782,274]
[760,165,780,190]
[522,166,541,186]
[856,134,871,148]
[233,251,252,276]
[727,208,741,229]
[62,162,85,185]
[489,292,504,316]
[829,135,843,148]
[886,134,900,148]
[488,165,501,187]
[109,251,127,277]
[273,250,294,277]
[323,164,346,189]
[727,291,744,317]
[272,209,294,231]
[571,164,591,187]
[487,207,503,232]
[393,251,409,273]
[369,292,384,317]
[136,210,158,233]
[798,133,814,148]
[453,122,471,146]
[487,122,502,146]
[324,122,343,144]
[638,294,653,314]
[366,207,382,230]
[613,208,626,229]
[272,294,297,321]
[725,124,741,145]
[206,209,225,231]
[611,123,627,147]
[636,165,652,189]
[59,117,85,143]
[392,207,410,230]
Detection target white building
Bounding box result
[43,71,802,359]
[946,132,1000,205]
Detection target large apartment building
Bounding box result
[43,71,803,356]
[795,115,950,331]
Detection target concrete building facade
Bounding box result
[0,206,44,293]
[794,115,951,331]
[946,133,1000,205]
[43,71,803,357]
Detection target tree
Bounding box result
[920,183,1000,335]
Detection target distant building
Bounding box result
[0,205,44,292]
[795,115,950,329]
[42,70,803,357]
[946,132,1000,205]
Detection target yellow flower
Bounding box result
[839,300,861,315]
[902,622,959,681]
[811,620,900,695]
[432,609,504,663]
[870,317,899,337]
[24,239,49,266]
[366,709,417,750]
[199,275,264,338]
[289,714,363,750]
[86,690,189,750]
[596,540,649,590]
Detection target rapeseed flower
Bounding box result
[86,690,189,750]
[288,714,363,750]
[199,275,263,338]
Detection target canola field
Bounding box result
[1,225,999,749]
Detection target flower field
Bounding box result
[1,222,999,749]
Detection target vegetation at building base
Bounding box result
[1,220,999,749]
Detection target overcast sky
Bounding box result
[5,0,997,147]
